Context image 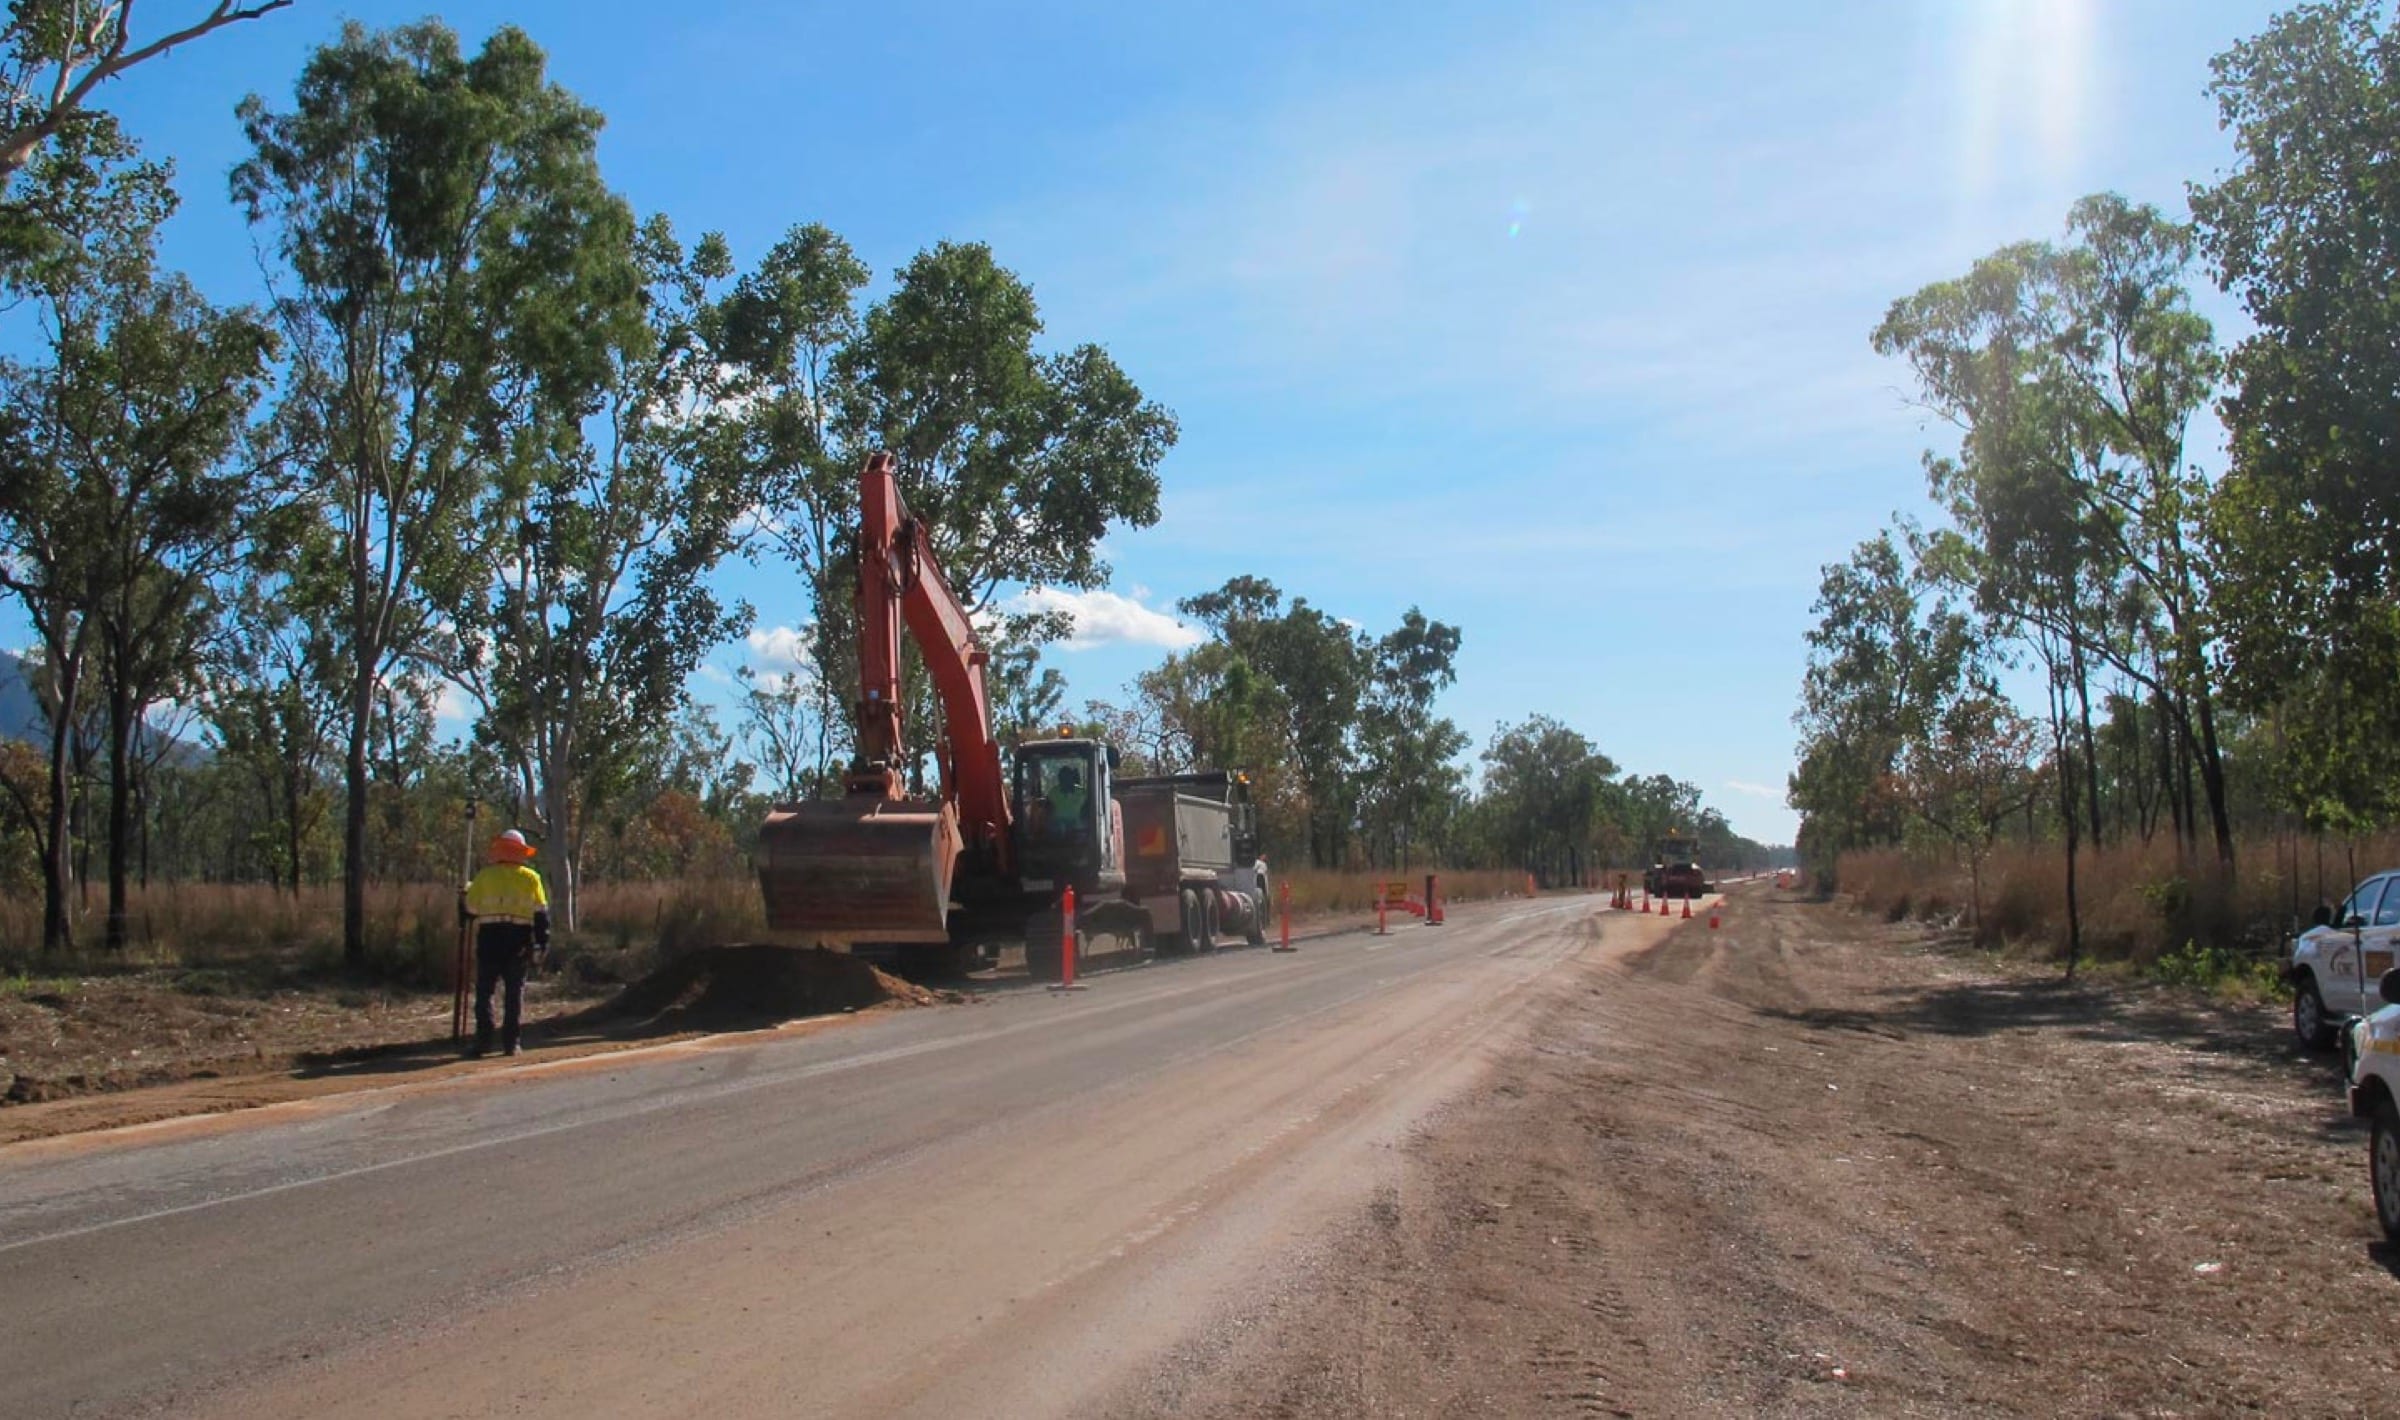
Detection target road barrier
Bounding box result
[1048,886,1087,993]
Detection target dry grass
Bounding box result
[0,876,763,987]
[1277,867,1534,916]
[1836,829,2400,972]
[0,866,1540,981]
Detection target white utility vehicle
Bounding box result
[2287,870,2400,1050]
[2345,978,2400,1240]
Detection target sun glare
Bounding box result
[1957,0,2097,205]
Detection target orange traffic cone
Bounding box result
[1681,897,1692,920]
[1709,908,1720,929]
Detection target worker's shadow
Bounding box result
[287,1014,638,1080]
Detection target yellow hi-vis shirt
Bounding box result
[466,863,550,922]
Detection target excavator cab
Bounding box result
[1011,737,1122,894]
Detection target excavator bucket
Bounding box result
[757,795,963,945]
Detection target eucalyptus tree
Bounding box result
[1177,577,1371,867]
[0,1,296,189]
[2193,0,2400,834]
[462,215,753,930]
[203,525,345,894]
[1788,529,1981,861]
[717,221,869,783]
[0,117,273,952]
[1873,196,2230,865]
[1479,715,1616,886]
[832,241,1177,785]
[235,21,633,961]
[1357,609,1466,870]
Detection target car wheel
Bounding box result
[2295,976,2336,1051]
[2373,1096,2400,1242]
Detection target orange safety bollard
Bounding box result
[1061,885,1077,986]
[1377,892,1388,936]
[1048,886,1086,993]
[1427,872,1445,926]
[1274,879,1296,951]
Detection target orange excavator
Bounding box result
[755,453,1140,977]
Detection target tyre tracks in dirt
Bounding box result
[1126,887,2400,1418]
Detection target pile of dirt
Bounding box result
[599,944,944,1032]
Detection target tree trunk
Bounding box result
[2159,693,2188,856]
[342,670,373,967]
[540,750,578,933]
[2176,708,2199,864]
[2072,639,2104,850]
[2192,688,2236,871]
[41,662,79,955]
[2052,679,2083,980]
[285,766,306,895]
[104,676,133,953]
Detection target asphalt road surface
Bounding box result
[0,893,1686,1419]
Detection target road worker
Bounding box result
[463,828,550,1058]
[1047,765,1089,836]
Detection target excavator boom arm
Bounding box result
[757,452,1013,944]
[862,456,1010,856]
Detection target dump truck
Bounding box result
[756,452,1267,980]
[1118,772,1270,949]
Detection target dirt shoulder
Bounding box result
[1135,886,2398,1417]
[0,899,1441,1147]
[0,943,972,1147]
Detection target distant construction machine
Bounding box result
[1644,831,1706,900]
[755,453,1269,979]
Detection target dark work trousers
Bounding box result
[474,921,538,1052]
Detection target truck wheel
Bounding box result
[2295,975,2336,1051]
[1195,890,1217,953]
[1245,890,1266,946]
[2373,1096,2400,1242]
[1175,889,1201,955]
[1024,944,1060,982]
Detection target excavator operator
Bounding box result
[1046,765,1090,837]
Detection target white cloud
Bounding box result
[1010,587,1202,652]
[746,624,814,671]
[1724,779,1785,801]
[433,678,474,727]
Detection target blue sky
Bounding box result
[38,0,2292,844]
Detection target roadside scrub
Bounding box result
[1834,830,2400,983]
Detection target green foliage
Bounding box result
[2150,939,2283,998]
[2192,0,2400,833]
[235,20,635,961]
